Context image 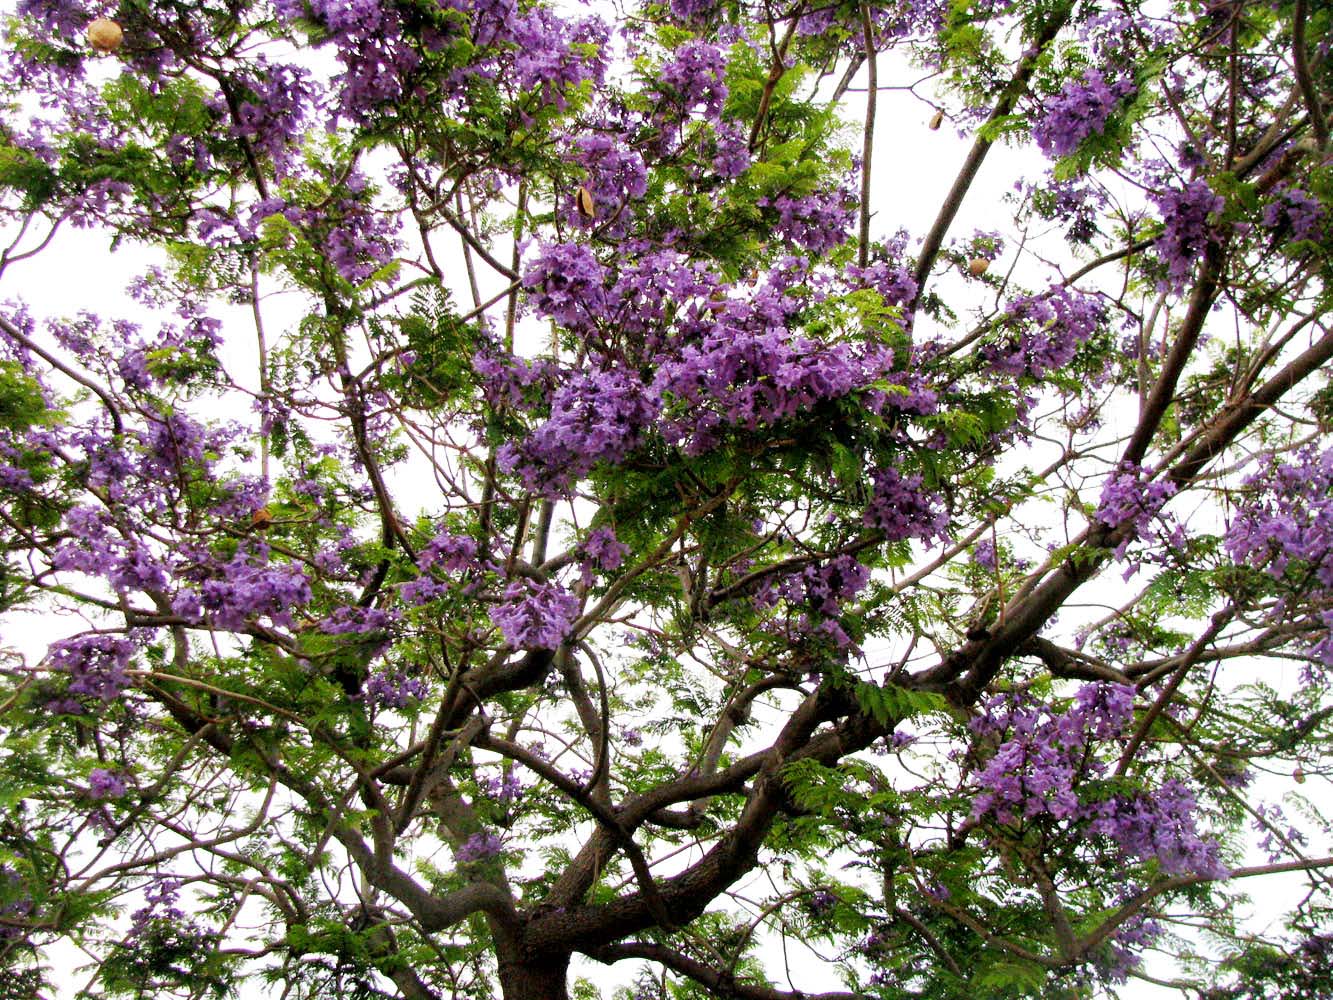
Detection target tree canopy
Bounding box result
[1,0,1332,997]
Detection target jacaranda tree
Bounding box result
[1,0,1331,996]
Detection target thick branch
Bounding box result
[590,941,870,1000]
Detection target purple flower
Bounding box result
[522,243,610,332]
[477,770,523,804]
[669,0,718,24]
[1263,187,1326,245]
[1095,465,1178,557]
[807,889,838,915]
[983,287,1105,378]
[711,122,751,179]
[49,635,135,704]
[319,606,394,635]
[500,364,658,493]
[757,188,858,256]
[491,579,580,650]
[767,555,870,617]
[456,830,503,863]
[193,549,313,630]
[418,531,479,573]
[580,527,630,584]
[654,41,728,122]
[363,669,428,711]
[1031,68,1136,159]
[1153,180,1225,289]
[969,685,1224,878]
[583,528,629,571]
[863,467,949,545]
[88,768,127,800]
[1225,447,1333,668]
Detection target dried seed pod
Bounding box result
[87,18,124,54]
[967,257,991,277]
[928,110,944,131]
[250,507,274,531]
[574,185,596,220]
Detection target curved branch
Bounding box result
[589,941,871,1000]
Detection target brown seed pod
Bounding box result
[574,185,596,220]
[1294,765,1306,784]
[87,18,124,54]
[250,507,274,531]
[928,110,944,131]
[967,256,991,277]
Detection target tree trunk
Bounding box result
[497,953,570,1000]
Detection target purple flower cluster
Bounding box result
[711,122,751,179]
[1031,68,1136,159]
[795,0,948,52]
[654,41,728,123]
[971,684,1136,823]
[499,365,658,492]
[363,669,429,711]
[983,287,1105,378]
[270,0,607,123]
[1095,465,1177,541]
[845,258,918,310]
[653,303,894,454]
[418,531,480,573]
[456,830,503,863]
[0,865,33,943]
[1023,175,1107,244]
[1093,906,1162,984]
[325,197,402,285]
[970,684,1225,876]
[472,348,559,409]
[762,555,871,617]
[863,467,950,545]
[224,61,317,176]
[53,506,164,593]
[319,606,394,636]
[88,768,128,800]
[181,548,313,630]
[274,0,419,120]
[580,527,630,585]
[491,579,579,650]
[477,770,523,804]
[130,878,186,932]
[505,8,609,109]
[565,134,648,230]
[607,251,720,347]
[758,189,858,256]
[400,530,482,605]
[669,0,719,24]
[522,243,609,332]
[49,635,135,705]
[1225,448,1333,654]
[754,554,871,652]
[1085,779,1224,876]
[1263,186,1326,245]
[1153,180,1225,289]
[807,888,838,916]
[503,252,913,484]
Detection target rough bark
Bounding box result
[497,952,572,1000]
